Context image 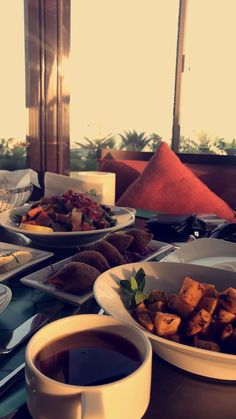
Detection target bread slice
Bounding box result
[0,250,32,274]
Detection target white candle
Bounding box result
[70,171,116,205]
[44,171,116,206]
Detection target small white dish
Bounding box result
[20,240,172,305]
[0,284,12,313]
[0,242,53,282]
[0,206,135,248]
[20,256,93,305]
[162,238,236,270]
[94,261,236,380]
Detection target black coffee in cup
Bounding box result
[34,330,142,386]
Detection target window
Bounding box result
[0,1,28,170]
[70,0,179,170]
[178,0,236,155]
[5,0,236,175]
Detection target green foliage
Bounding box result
[149,133,162,152]
[195,130,213,146]
[0,138,27,169]
[75,134,116,159]
[179,136,199,153]
[180,133,236,156]
[119,130,152,151]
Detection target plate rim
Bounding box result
[0,284,12,313]
[0,241,53,282]
[0,205,135,237]
[93,261,236,363]
[161,237,236,266]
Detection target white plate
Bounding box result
[0,284,12,313]
[162,238,236,271]
[20,240,172,305]
[0,206,135,248]
[20,256,93,305]
[94,261,236,380]
[0,242,53,282]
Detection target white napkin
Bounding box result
[0,169,39,190]
[44,171,116,205]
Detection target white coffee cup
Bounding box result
[25,314,152,419]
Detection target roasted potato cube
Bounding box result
[191,309,212,327]
[185,321,203,336]
[217,308,236,323]
[218,288,236,314]
[155,312,181,337]
[134,302,148,314]
[194,339,220,352]
[179,277,205,307]
[221,324,234,341]
[197,297,218,315]
[202,283,217,298]
[168,294,194,319]
[136,312,154,332]
[148,290,168,304]
[147,301,166,312]
[186,309,211,337]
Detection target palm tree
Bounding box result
[119,130,152,151]
[75,134,116,158]
[179,136,199,153]
[149,133,162,152]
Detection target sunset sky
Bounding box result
[1,1,236,147]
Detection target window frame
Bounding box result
[25,0,236,176]
[25,0,70,177]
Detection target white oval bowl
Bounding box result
[94,261,236,380]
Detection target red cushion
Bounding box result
[117,142,236,221]
[98,159,147,200]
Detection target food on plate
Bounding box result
[218,288,236,314]
[119,268,236,354]
[71,250,110,273]
[19,223,53,233]
[18,190,117,232]
[125,228,153,253]
[92,240,124,267]
[105,232,134,253]
[46,261,100,294]
[0,250,32,274]
[42,228,156,296]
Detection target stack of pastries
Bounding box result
[45,228,153,294]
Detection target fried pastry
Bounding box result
[105,232,134,253]
[72,250,110,273]
[125,228,153,252]
[92,240,124,267]
[46,262,100,294]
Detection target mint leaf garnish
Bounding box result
[130,276,138,291]
[134,291,147,305]
[120,280,133,293]
[119,268,147,309]
[135,268,146,292]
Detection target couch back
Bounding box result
[98,149,236,209]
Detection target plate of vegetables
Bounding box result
[0,190,135,248]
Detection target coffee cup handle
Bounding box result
[81,391,105,419]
